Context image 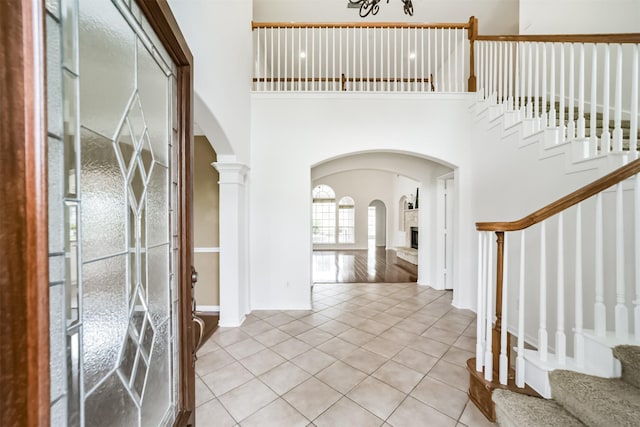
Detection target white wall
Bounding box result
[253,0,519,35]
[250,93,474,310]
[519,0,640,34]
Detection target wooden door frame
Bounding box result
[0,0,195,425]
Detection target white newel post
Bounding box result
[214,161,250,327]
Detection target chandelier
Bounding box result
[348,0,414,18]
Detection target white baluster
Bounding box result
[575,204,585,368]
[284,26,288,90]
[527,43,533,118]
[298,28,302,90]
[305,27,309,91]
[271,27,275,91]
[494,41,498,103]
[515,42,521,113]
[427,27,431,92]
[635,174,640,337]
[415,27,419,92]
[503,42,508,106]
[613,44,623,152]
[498,40,503,104]
[534,42,540,128]
[441,27,445,92]
[539,222,548,362]
[454,28,459,92]
[631,45,639,157]
[476,232,486,371]
[366,27,370,91]
[556,213,566,365]
[394,28,398,91]
[590,44,598,149]
[448,28,452,92]
[420,27,425,92]
[602,44,611,153]
[359,27,363,91]
[310,27,314,91]
[595,193,606,335]
[516,229,526,388]
[577,43,586,139]
[549,43,556,127]
[542,42,548,127]
[508,42,514,110]
[500,233,509,385]
[560,43,566,140]
[615,183,629,337]
[485,232,494,381]
[255,28,259,90]
[387,27,391,91]
[568,44,576,139]
[339,28,342,92]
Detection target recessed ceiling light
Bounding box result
[299,52,306,59]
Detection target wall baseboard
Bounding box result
[196,305,220,313]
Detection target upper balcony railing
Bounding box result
[252,18,477,93]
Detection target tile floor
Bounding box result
[195,283,495,427]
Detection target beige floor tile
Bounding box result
[317,319,352,336]
[196,348,235,377]
[316,337,358,359]
[200,361,254,397]
[407,336,451,358]
[356,319,391,335]
[411,376,468,420]
[278,319,314,335]
[211,328,250,347]
[271,337,312,360]
[315,361,368,394]
[453,335,476,353]
[386,396,457,427]
[195,398,236,427]
[218,378,278,422]
[296,329,334,347]
[195,376,214,407]
[433,318,469,334]
[441,346,475,367]
[337,328,376,346]
[253,328,291,347]
[394,319,430,335]
[362,337,405,359]
[459,401,496,426]
[239,320,273,337]
[240,398,309,427]
[197,338,220,358]
[384,306,414,319]
[392,348,439,374]
[378,328,420,346]
[291,348,336,374]
[422,326,461,345]
[259,361,311,395]
[428,359,469,392]
[225,338,266,360]
[240,348,286,376]
[347,376,406,420]
[342,348,387,374]
[264,312,297,327]
[283,377,341,420]
[372,360,424,393]
[314,397,384,427]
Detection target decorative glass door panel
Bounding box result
[46,0,182,425]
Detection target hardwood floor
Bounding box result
[313,247,418,283]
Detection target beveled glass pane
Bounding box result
[82,254,127,392]
[147,245,169,325]
[129,160,145,210]
[49,253,65,285]
[141,133,154,179]
[47,15,63,138]
[119,332,137,383]
[61,0,78,74]
[141,319,171,425]
[65,202,79,326]
[84,372,138,427]
[79,0,135,139]
[146,165,168,247]
[171,76,177,132]
[133,356,148,399]
[51,395,67,426]
[116,120,136,175]
[81,127,126,261]
[49,284,67,401]
[48,137,65,253]
[63,69,79,198]
[46,0,60,18]
[137,38,169,165]
[67,330,81,427]
[140,318,154,357]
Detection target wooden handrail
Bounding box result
[475,34,640,44]
[477,158,640,232]
[252,21,472,30]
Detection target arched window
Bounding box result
[312,185,336,243]
[338,196,355,243]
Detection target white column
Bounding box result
[213,161,250,327]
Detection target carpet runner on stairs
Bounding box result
[492,345,640,427]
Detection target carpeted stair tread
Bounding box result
[613,345,640,389]
[492,389,585,427]
[550,369,640,427]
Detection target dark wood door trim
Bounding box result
[0,1,50,426]
[137,1,196,424]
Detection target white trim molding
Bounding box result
[196,305,220,313]
[195,247,220,253]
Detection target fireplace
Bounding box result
[411,227,418,249]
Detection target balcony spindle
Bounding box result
[615,183,628,337]
[542,43,548,127]
[421,27,425,92]
[500,233,509,385]
[508,42,514,110]
[577,43,586,139]
[595,193,606,336]
[448,28,452,92]
[515,43,521,112]
[549,43,556,127]
[568,44,576,139]
[556,213,566,365]
[575,204,585,367]
[613,44,624,152]
[590,44,598,148]
[527,43,533,118]
[632,45,639,156]
[311,27,314,91]
[427,28,432,92]
[602,44,611,153]
[560,43,566,140]
[539,221,548,362]
[484,232,494,381]
[534,42,540,127]
[516,229,526,388]
[271,27,275,91]
[441,27,445,91]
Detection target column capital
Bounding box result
[213,162,249,185]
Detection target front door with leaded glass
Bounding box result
[46,0,193,425]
